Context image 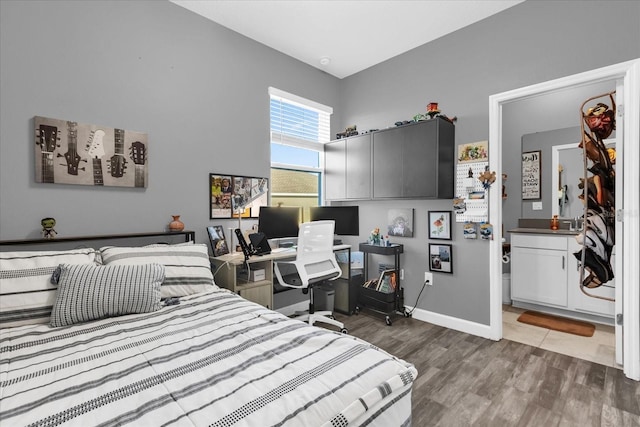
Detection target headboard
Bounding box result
[0,230,195,252]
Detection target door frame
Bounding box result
[488,59,640,381]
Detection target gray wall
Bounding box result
[336,0,639,325]
[0,0,340,240]
[1,0,639,324]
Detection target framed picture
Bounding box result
[35,116,149,188]
[457,140,488,163]
[522,150,541,200]
[387,208,414,237]
[429,243,453,274]
[428,211,452,240]
[207,226,230,257]
[210,174,268,219]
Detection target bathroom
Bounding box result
[499,78,618,367]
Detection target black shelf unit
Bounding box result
[355,243,406,325]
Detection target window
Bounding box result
[269,87,332,222]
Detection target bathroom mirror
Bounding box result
[512,79,617,220]
[551,139,616,219]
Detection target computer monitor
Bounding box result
[309,206,359,236]
[257,206,301,239]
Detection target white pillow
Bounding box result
[0,248,97,328]
[99,243,215,297]
[50,263,164,327]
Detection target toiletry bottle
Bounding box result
[550,215,559,230]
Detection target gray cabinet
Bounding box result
[324,139,346,200]
[325,118,454,201]
[373,118,454,199]
[325,133,371,200]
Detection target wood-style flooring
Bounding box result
[332,312,640,426]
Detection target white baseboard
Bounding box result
[275,301,309,316]
[405,306,495,341]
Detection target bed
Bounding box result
[0,232,417,426]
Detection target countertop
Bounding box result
[509,227,579,236]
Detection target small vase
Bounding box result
[169,215,184,232]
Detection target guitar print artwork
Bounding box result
[129,141,147,188]
[86,129,106,186]
[33,116,148,188]
[109,128,127,178]
[60,121,86,175]
[35,124,59,183]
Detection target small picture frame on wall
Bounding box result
[428,211,452,240]
[522,150,541,200]
[429,243,453,274]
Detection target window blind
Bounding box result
[269,87,332,147]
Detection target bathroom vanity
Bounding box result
[510,228,615,324]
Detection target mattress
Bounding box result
[0,288,417,426]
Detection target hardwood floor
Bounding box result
[332,312,640,426]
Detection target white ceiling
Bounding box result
[170,0,525,79]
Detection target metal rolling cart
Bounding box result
[355,243,408,326]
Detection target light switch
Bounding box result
[532,202,543,211]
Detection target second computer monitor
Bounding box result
[309,206,359,236]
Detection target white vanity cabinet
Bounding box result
[511,234,568,307]
[510,231,614,320]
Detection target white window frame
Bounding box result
[269,87,332,196]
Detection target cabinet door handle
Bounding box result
[562,256,565,270]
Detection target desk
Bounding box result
[210,245,353,310]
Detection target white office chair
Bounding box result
[273,220,347,333]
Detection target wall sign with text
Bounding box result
[521,150,541,200]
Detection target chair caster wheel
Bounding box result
[385,316,392,326]
[340,328,348,334]
[355,307,360,315]
[328,315,335,320]
[404,309,411,318]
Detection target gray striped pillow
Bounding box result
[0,248,97,328]
[50,263,164,327]
[99,243,215,297]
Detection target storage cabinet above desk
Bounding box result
[325,133,371,200]
[324,118,454,201]
[372,118,454,199]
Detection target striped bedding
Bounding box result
[0,288,417,426]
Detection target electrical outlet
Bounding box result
[424,272,433,286]
[400,269,404,280]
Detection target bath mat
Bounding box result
[517,310,595,337]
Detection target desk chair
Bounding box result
[273,220,347,333]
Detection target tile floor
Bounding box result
[502,304,619,368]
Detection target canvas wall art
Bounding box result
[34,116,148,188]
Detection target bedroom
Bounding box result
[1,0,640,424]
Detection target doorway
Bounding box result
[488,59,640,381]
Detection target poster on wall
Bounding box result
[34,116,148,188]
[210,174,268,219]
[521,150,541,200]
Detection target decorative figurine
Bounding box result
[41,217,57,239]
